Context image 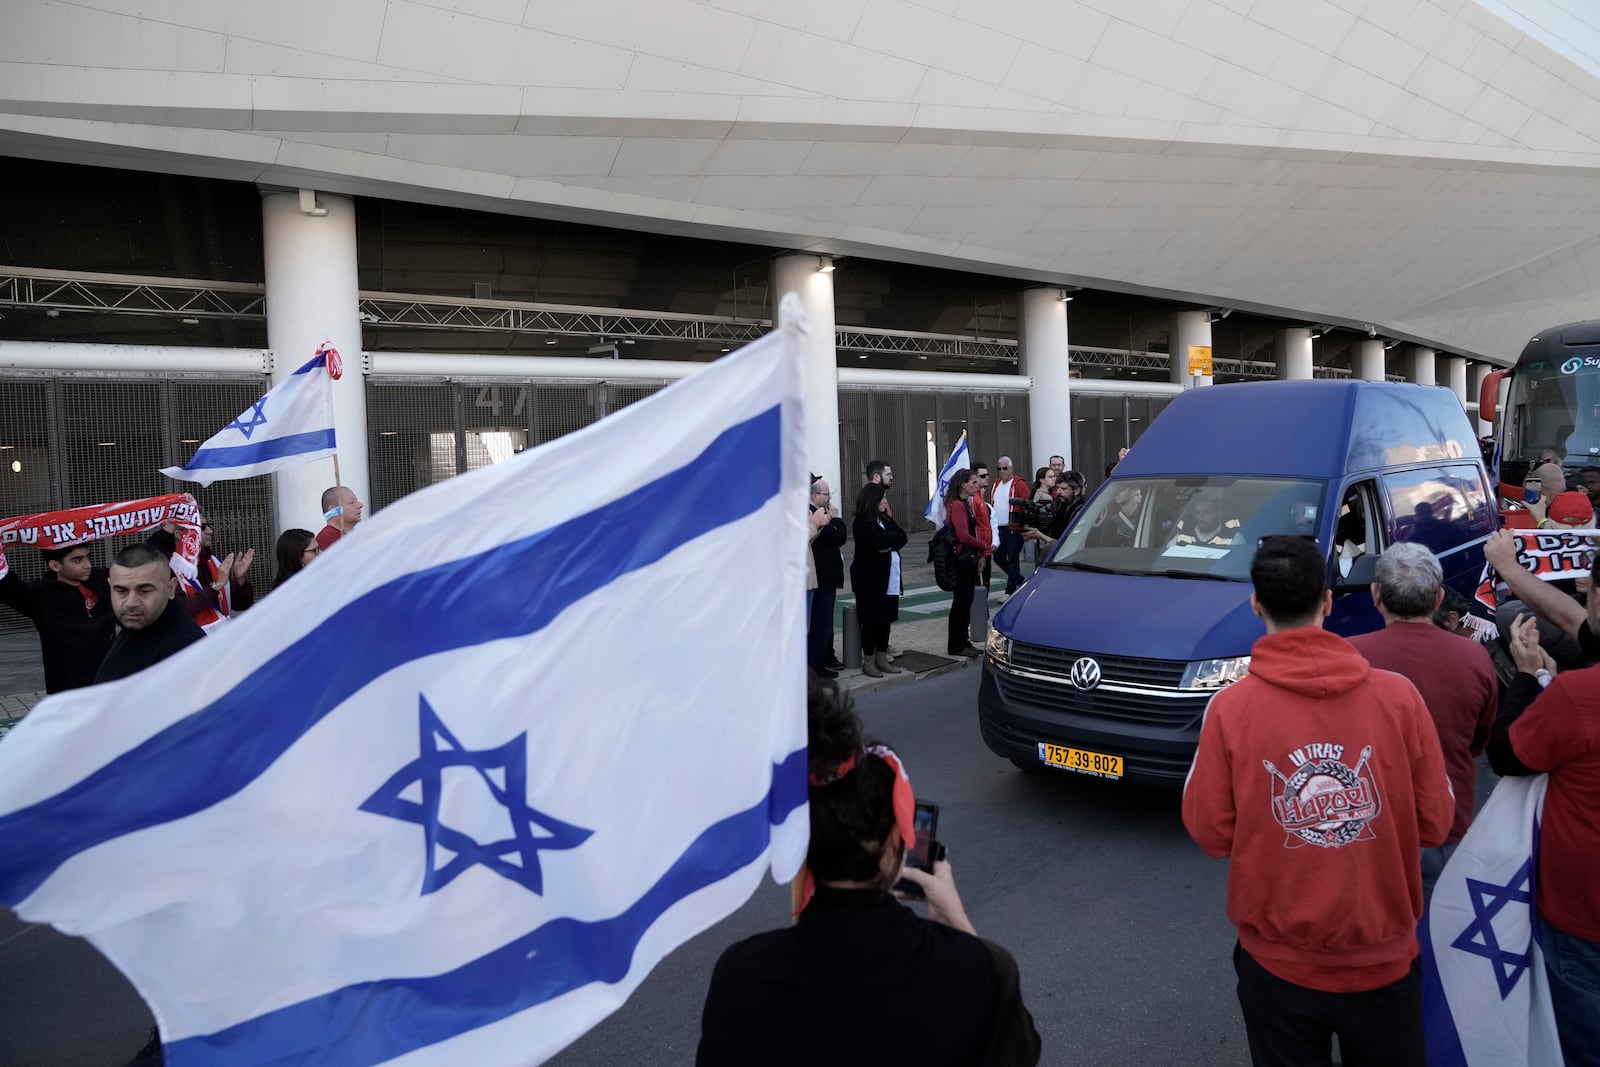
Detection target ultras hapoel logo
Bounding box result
[1263,742,1381,849]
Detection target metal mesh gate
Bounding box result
[1,374,277,636]
[838,386,1031,533]
[366,379,668,509]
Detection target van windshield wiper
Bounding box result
[1159,569,1236,582]
[1049,560,1123,574]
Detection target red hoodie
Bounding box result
[1183,626,1454,993]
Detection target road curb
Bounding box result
[835,652,977,697]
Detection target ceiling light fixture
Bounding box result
[816,256,836,274]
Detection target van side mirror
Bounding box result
[1333,553,1378,593]
[1478,369,1507,431]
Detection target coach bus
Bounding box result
[1480,320,1600,522]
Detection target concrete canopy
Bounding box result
[4,0,1600,362]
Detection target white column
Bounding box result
[1276,328,1312,380]
[1021,288,1072,469]
[1170,310,1212,388]
[1469,362,1494,435]
[262,190,368,531]
[1444,355,1468,405]
[1355,339,1387,381]
[1407,345,1437,386]
[772,254,840,499]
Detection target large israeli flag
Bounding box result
[1421,774,1564,1066]
[0,309,812,1065]
[159,344,340,486]
[924,431,969,527]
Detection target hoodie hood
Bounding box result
[1246,627,1370,699]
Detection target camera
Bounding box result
[1009,496,1053,530]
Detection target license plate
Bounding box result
[1037,742,1123,780]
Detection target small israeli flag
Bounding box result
[160,344,340,486]
[1421,774,1564,1066]
[924,431,970,527]
[0,309,811,1065]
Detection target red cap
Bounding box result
[1547,490,1594,527]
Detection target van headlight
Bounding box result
[985,629,1012,666]
[1180,656,1250,690]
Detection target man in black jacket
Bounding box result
[0,543,118,693]
[94,543,204,685]
[808,476,847,678]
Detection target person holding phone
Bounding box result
[697,680,1041,1066]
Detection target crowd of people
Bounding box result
[806,453,1096,676]
[789,452,1597,1067]
[0,485,364,698]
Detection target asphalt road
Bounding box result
[1,667,1251,1066]
[550,666,1250,1067]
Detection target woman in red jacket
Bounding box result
[945,469,986,658]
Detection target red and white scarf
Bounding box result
[0,494,202,583]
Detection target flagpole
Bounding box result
[332,452,346,532]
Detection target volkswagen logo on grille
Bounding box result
[1069,657,1102,691]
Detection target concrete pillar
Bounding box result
[1469,362,1494,436]
[1444,355,1468,405]
[1407,345,1437,386]
[1021,288,1072,469]
[1355,339,1387,381]
[1276,328,1313,380]
[772,254,841,501]
[261,190,368,532]
[1170,310,1212,388]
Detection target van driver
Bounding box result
[1171,491,1241,548]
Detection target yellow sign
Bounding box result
[1187,345,1213,377]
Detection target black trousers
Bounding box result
[808,585,837,667]
[1233,944,1424,1067]
[860,622,891,656]
[947,576,974,653]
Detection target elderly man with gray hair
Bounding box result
[1349,541,1498,893]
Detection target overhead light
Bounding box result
[720,347,731,353]
[180,438,199,445]
[544,338,558,345]
[0,445,12,450]
[97,441,116,447]
[359,312,380,324]
[180,317,200,325]
[1384,339,1401,350]
[10,460,19,473]
[1059,291,1074,302]
[45,308,60,318]
[380,431,398,436]
[816,256,836,273]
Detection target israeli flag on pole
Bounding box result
[924,431,970,527]
[1421,774,1564,1066]
[0,307,811,1065]
[159,344,341,486]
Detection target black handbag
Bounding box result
[929,522,958,591]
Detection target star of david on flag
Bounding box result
[925,430,969,527]
[361,696,591,896]
[0,305,811,1065]
[160,345,340,486]
[1421,774,1564,1066]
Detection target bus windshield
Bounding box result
[1505,347,1600,465]
[1049,476,1326,581]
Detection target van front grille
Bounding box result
[1007,642,1186,688]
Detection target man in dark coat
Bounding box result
[95,543,205,685]
[809,476,847,677]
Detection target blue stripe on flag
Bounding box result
[0,405,782,904]
[292,353,327,375]
[1418,907,1469,1067]
[177,429,337,471]
[165,747,808,1065]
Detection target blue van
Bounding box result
[978,380,1496,787]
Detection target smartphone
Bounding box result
[893,800,940,900]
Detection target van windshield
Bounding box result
[1050,476,1327,581]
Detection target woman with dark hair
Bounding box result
[850,482,907,678]
[271,528,318,591]
[945,469,985,658]
[697,679,1041,1065]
